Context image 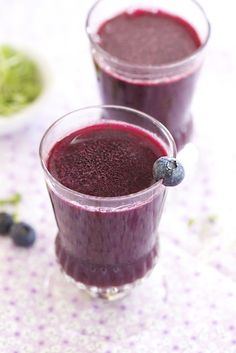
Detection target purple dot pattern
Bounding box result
[0,1,236,353]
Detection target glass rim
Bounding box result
[85,0,211,73]
[39,105,176,203]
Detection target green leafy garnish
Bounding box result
[0,45,43,116]
[0,192,22,206]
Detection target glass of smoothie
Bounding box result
[86,0,210,150]
[39,105,177,300]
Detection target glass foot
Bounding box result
[44,262,167,302]
[63,271,153,301]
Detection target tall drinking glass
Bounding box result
[40,105,176,299]
[86,0,210,150]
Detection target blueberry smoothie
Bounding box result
[47,122,167,287]
[92,10,202,150]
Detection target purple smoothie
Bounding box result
[47,122,167,287]
[94,10,202,150]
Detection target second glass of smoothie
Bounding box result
[86,0,210,150]
[40,106,176,300]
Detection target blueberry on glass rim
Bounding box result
[10,222,36,247]
[153,157,185,186]
[0,212,14,235]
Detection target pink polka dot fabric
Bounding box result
[1,0,236,352]
[1,103,236,353]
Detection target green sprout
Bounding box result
[0,192,22,206]
[187,218,196,227]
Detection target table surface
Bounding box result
[0,1,236,352]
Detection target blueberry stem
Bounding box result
[166,160,177,171]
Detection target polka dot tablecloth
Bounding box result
[1,0,236,352]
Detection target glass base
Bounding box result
[63,269,154,301]
[44,262,167,302]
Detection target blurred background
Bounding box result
[0,0,236,352]
[0,0,235,141]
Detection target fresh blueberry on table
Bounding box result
[0,212,14,235]
[10,222,36,247]
[153,156,185,186]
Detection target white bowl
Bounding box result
[0,46,52,136]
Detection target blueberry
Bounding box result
[153,157,185,186]
[0,212,13,235]
[10,222,36,247]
